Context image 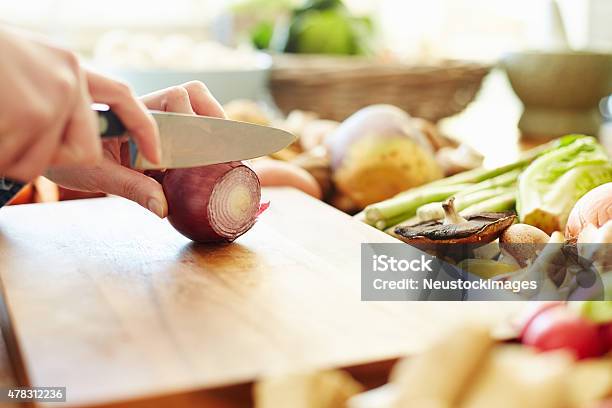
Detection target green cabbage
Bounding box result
[517,135,612,234]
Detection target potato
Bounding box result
[250,159,322,199]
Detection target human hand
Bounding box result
[46,81,225,218]
[0,26,160,181]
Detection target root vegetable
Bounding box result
[359,137,570,231]
[290,146,332,198]
[250,159,322,199]
[326,104,442,208]
[162,162,262,243]
[566,182,612,240]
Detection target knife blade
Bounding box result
[0,106,296,208]
[127,110,296,170]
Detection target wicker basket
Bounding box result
[269,55,491,122]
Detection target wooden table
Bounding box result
[0,188,522,407]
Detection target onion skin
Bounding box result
[162,162,261,243]
[566,182,612,240]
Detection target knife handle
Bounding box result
[0,178,27,208]
[0,107,127,208]
[94,105,127,138]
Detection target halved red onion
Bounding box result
[161,162,262,243]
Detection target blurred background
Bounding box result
[3,0,612,209]
[3,0,612,58]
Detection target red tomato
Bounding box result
[522,308,604,360]
[517,302,563,339]
[600,323,612,354]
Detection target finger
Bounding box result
[0,99,63,175]
[4,123,63,181]
[181,81,226,118]
[140,85,195,114]
[90,162,168,218]
[53,74,102,167]
[47,104,80,167]
[48,159,168,218]
[0,131,34,177]
[86,70,161,164]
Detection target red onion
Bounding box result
[159,162,262,243]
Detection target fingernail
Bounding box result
[147,198,165,218]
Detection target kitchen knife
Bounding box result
[97,106,296,170]
[0,106,296,207]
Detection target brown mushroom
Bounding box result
[499,223,550,267]
[394,197,516,247]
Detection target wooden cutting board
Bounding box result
[0,188,522,407]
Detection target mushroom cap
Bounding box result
[499,223,550,267]
[394,212,516,246]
